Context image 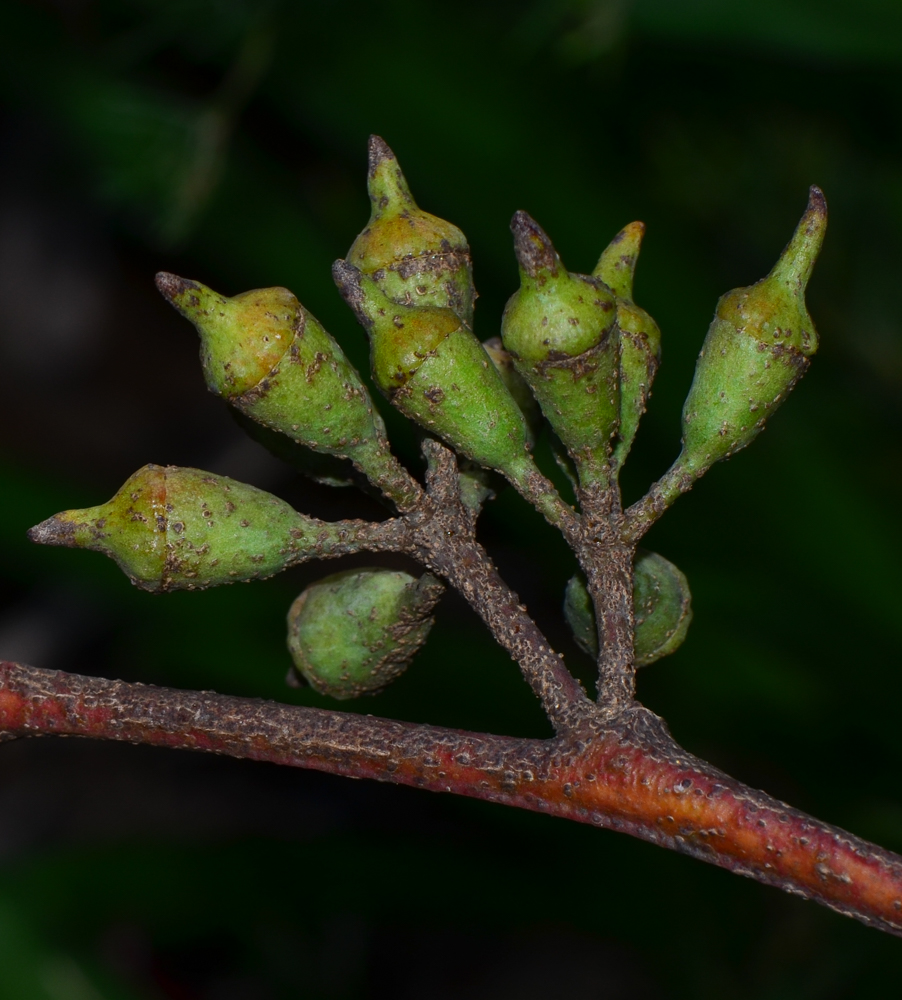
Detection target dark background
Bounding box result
[1,0,901,996]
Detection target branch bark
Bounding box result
[2,660,900,938]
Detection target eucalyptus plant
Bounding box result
[7,137,902,938]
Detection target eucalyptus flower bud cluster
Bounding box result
[26,136,828,716]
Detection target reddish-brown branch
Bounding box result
[2,660,900,937]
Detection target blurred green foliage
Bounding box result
[1,0,902,995]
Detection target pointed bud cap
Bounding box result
[156,273,298,398]
[715,186,827,358]
[346,138,474,322]
[769,186,828,298]
[365,135,416,214]
[503,211,616,365]
[333,260,460,393]
[349,136,468,266]
[593,221,645,300]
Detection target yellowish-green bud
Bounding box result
[680,187,827,473]
[593,221,661,472]
[347,136,475,325]
[28,465,324,593]
[156,275,385,459]
[333,261,532,479]
[501,212,619,483]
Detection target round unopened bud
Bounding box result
[333,261,533,479]
[680,187,827,473]
[593,221,661,472]
[564,550,692,666]
[631,550,693,666]
[501,212,619,483]
[347,136,475,325]
[287,568,444,699]
[28,465,324,592]
[452,336,546,513]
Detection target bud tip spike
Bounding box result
[593,221,645,300]
[154,270,201,303]
[27,515,74,548]
[368,135,395,170]
[510,211,561,279]
[770,186,828,291]
[367,135,414,211]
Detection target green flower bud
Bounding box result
[680,187,827,473]
[346,136,475,325]
[631,550,693,666]
[155,274,401,494]
[28,464,323,593]
[452,336,546,514]
[287,568,444,699]
[564,550,692,665]
[501,212,619,483]
[593,221,661,472]
[333,261,533,480]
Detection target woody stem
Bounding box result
[1,661,900,938]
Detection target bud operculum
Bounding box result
[501,212,620,486]
[347,136,475,326]
[28,465,322,592]
[593,221,661,472]
[287,568,444,699]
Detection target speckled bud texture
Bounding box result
[28,465,325,592]
[287,569,444,699]
[680,187,826,473]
